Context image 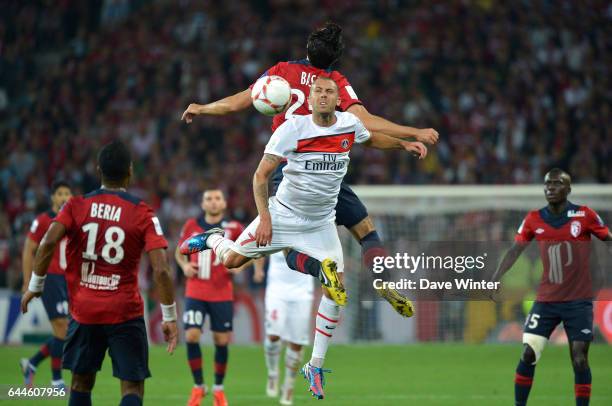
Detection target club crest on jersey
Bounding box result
[567,210,585,217]
[570,220,581,237]
[341,138,350,149]
[535,228,545,234]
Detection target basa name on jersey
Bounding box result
[28,210,67,275]
[265,111,370,219]
[55,189,168,324]
[178,217,244,302]
[254,59,362,132]
[515,203,609,301]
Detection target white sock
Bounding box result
[206,234,236,263]
[310,295,340,368]
[213,384,223,392]
[283,347,303,389]
[264,337,281,377]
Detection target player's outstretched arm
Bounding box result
[347,104,439,145]
[490,242,528,284]
[21,237,39,293]
[181,89,252,123]
[252,153,282,247]
[363,133,428,159]
[149,248,178,354]
[21,222,66,313]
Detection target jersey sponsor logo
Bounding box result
[80,262,120,290]
[567,210,585,217]
[570,220,581,237]
[535,228,545,234]
[304,154,347,171]
[90,203,122,222]
[547,241,572,284]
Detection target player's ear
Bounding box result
[96,165,102,180]
[336,96,341,106]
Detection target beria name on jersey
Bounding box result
[90,203,122,222]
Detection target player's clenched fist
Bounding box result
[415,128,439,145]
[401,141,428,159]
[255,216,273,247]
[181,103,203,124]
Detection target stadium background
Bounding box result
[0,1,611,404]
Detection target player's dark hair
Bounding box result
[98,140,132,183]
[307,22,344,69]
[546,168,571,184]
[51,180,71,194]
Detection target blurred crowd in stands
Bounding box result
[0,0,610,288]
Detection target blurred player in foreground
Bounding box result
[175,188,247,406]
[181,77,426,400]
[492,169,612,406]
[263,252,315,405]
[182,22,436,318]
[20,180,72,389]
[22,140,178,406]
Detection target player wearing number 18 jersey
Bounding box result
[21,140,178,406]
[492,169,612,406]
[175,189,244,406]
[20,181,72,389]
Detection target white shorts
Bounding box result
[265,295,313,346]
[234,198,344,273]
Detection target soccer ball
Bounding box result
[251,75,291,116]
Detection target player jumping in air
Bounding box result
[21,140,179,406]
[181,77,426,400]
[491,169,612,406]
[20,181,72,390]
[175,188,253,406]
[262,252,315,405]
[181,22,437,317]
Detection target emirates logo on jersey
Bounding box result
[341,138,350,149]
[570,220,581,237]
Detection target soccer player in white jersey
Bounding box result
[180,76,426,400]
[263,252,315,405]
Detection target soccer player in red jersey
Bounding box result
[181,22,434,317]
[21,140,178,406]
[175,188,248,406]
[492,169,612,406]
[20,181,72,389]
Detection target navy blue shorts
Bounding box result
[63,317,151,381]
[524,300,593,342]
[41,274,69,320]
[271,163,369,229]
[183,298,233,332]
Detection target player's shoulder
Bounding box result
[337,111,362,125]
[576,205,604,223]
[183,217,199,229]
[522,209,543,224]
[328,68,348,82]
[35,210,54,223]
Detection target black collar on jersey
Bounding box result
[196,215,227,230]
[85,188,142,205]
[46,209,57,218]
[539,201,580,228]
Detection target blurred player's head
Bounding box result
[50,180,72,211]
[307,22,344,69]
[97,140,133,188]
[544,168,571,204]
[201,189,227,217]
[309,76,340,115]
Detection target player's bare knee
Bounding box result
[51,317,69,339]
[571,342,589,371]
[213,332,230,346]
[288,342,302,352]
[71,373,96,392]
[268,335,281,342]
[185,328,201,343]
[120,380,144,398]
[350,217,375,241]
[521,344,537,365]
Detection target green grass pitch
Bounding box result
[1,344,611,405]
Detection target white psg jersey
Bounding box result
[264,111,370,219]
[265,251,314,300]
